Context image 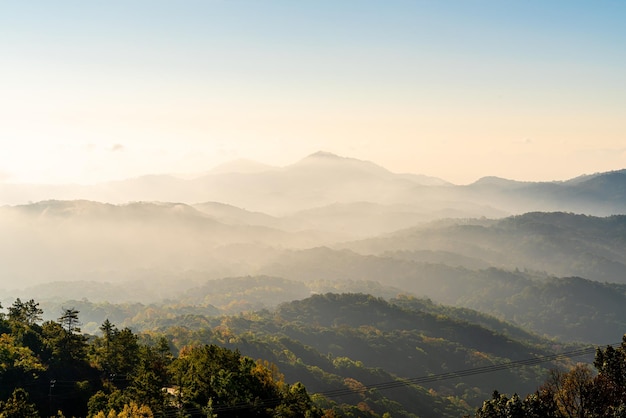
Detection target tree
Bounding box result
[472,334,626,418]
[58,308,81,335]
[126,339,172,415]
[274,382,322,418]
[92,402,153,418]
[91,322,140,383]
[7,299,43,327]
[5,299,44,356]
[54,309,88,363]
[0,333,46,401]
[170,344,321,417]
[594,337,626,391]
[0,388,40,417]
[542,364,594,418]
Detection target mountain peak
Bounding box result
[299,151,379,167]
[306,151,344,160]
[294,151,392,175]
[471,176,523,186]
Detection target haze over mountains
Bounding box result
[1,152,625,346]
[1,152,624,287]
[2,151,624,216]
[2,151,626,416]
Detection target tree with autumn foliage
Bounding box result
[471,335,626,418]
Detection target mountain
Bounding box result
[459,170,626,215]
[192,201,288,229]
[1,152,623,220]
[183,151,451,215]
[0,200,333,288]
[7,289,576,417]
[149,293,578,416]
[255,244,626,343]
[343,212,626,282]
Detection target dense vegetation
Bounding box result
[0,298,321,417]
[3,210,626,416]
[344,212,626,283]
[3,293,584,417]
[2,156,625,418]
[258,249,626,344]
[16,270,626,346]
[8,211,626,346]
[469,336,626,418]
[137,293,583,417]
[3,291,624,417]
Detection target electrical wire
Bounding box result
[192,342,617,414]
[40,342,619,416]
[319,344,604,399]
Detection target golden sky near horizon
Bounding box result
[1,1,625,185]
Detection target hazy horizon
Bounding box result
[1,1,625,186]
[2,4,626,416]
[0,150,622,189]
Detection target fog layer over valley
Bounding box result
[1,153,625,342]
[1,152,626,416]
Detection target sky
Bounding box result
[1,0,625,185]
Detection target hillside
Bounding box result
[0,200,328,287]
[257,249,626,343]
[3,204,625,344]
[343,212,626,283]
[4,290,583,417]
[150,293,584,417]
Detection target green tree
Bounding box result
[126,340,172,415]
[170,344,321,417]
[5,299,44,356]
[92,401,153,418]
[58,308,81,335]
[0,333,45,401]
[0,388,40,418]
[7,299,42,327]
[54,309,88,363]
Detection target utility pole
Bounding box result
[49,379,56,417]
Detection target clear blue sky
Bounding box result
[1,0,625,184]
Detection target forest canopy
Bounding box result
[0,298,321,417]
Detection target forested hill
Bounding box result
[21,269,626,345]
[260,248,626,343]
[342,212,626,283]
[151,293,584,417]
[2,200,624,290]
[1,292,581,417]
[0,298,323,418]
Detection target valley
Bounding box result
[1,153,625,417]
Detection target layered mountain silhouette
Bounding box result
[1,152,624,298]
[2,152,623,216]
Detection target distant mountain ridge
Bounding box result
[342,211,626,282]
[1,151,623,217]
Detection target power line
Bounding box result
[193,343,617,414]
[37,342,621,416]
[319,344,606,399]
